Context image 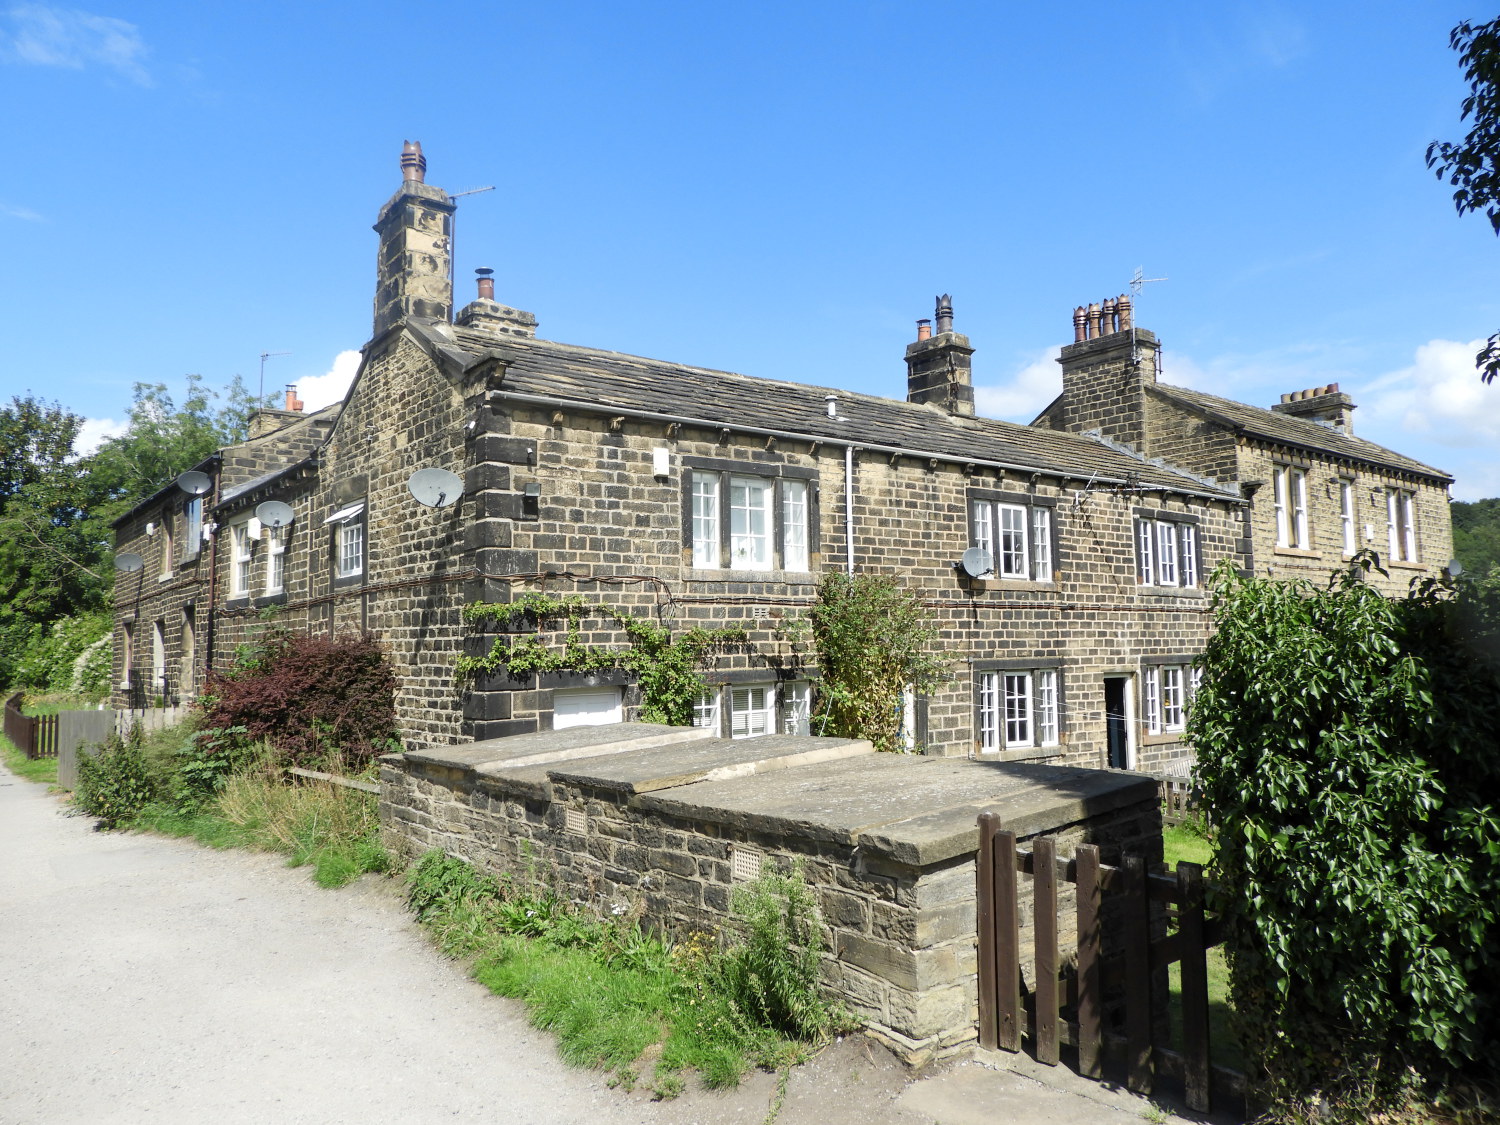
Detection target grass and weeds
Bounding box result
[405,849,845,1097]
[0,731,58,784]
[72,716,389,888]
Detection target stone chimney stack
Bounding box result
[1054,294,1158,453]
[1271,383,1356,434]
[372,140,456,337]
[454,267,539,339]
[905,294,975,416]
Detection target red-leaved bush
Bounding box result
[200,630,399,767]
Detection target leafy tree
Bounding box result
[1452,496,1500,577]
[1427,17,1500,383]
[1190,561,1499,1119]
[806,573,947,752]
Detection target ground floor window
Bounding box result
[977,668,1060,753]
[1143,663,1198,735]
[695,681,812,739]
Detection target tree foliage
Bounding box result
[1190,561,1500,1118]
[1428,17,1500,384]
[806,573,947,752]
[1452,496,1500,578]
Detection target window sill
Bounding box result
[1138,585,1206,598]
[254,592,288,609]
[158,573,174,583]
[225,597,251,610]
[1141,731,1187,746]
[1272,547,1322,559]
[1389,560,1427,571]
[967,578,1056,593]
[978,746,1064,763]
[686,568,818,585]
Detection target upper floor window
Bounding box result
[183,498,203,563]
[1273,465,1309,549]
[969,492,1054,581]
[1339,478,1356,555]
[977,666,1060,753]
[1135,512,1200,588]
[266,528,287,595]
[1387,488,1418,563]
[326,501,366,581]
[688,462,814,573]
[230,522,252,597]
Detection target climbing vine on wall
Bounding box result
[457,592,745,726]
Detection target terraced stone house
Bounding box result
[110,145,1451,774]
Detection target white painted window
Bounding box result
[1274,466,1308,548]
[780,480,809,572]
[552,687,623,729]
[691,472,720,569]
[265,529,286,595]
[183,497,203,562]
[693,689,721,733]
[692,470,813,572]
[230,522,252,596]
[160,511,174,577]
[151,620,166,692]
[1143,667,1162,735]
[337,520,364,579]
[1137,517,1199,588]
[122,622,134,688]
[783,681,811,736]
[1387,488,1418,563]
[1144,663,1194,735]
[1161,667,1185,731]
[978,668,1060,753]
[970,497,1053,582]
[1339,479,1356,555]
[730,684,776,739]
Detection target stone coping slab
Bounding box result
[545,733,874,794]
[635,756,1158,867]
[402,722,712,773]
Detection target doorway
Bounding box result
[1103,675,1134,770]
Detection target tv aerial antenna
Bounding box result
[447,185,495,317]
[1128,267,1168,368]
[258,350,291,403]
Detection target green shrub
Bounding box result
[12,612,111,696]
[74,724,157,828]
[1191,562,1500,1119]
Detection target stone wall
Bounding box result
[378,724,1163,1064]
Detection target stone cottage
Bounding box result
[1033,298,1454,594]
[111,144,1449,775]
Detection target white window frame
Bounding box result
[336,519,364,579]
[183,497,203,562]
[1143,662,1195,735]
[693,689,722,734]
[1137,516,1200,588]
[1274,465,1309,549]
[783,681,812,736]
[970,496,1054,582]
[1339,479,1356,556]
[230,522,252,597]
[690,468,814,573]
[159,511,174,578]
[151,620,166,693]
[1386,488,1418,563]
[265,527,287,595]
[977,668,1060,753]
[730,683,776,739]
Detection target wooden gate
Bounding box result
[3,693,59,759]
[975,810,1243,1114]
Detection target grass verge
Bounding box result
[0,731,58,784]
[406,849,841,1097]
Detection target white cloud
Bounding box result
[1,4,150,85]
[974,348,1062,422]
[74,415,126,456]
[0,200,43,222]
[1360,339,1500,450]
[295,350,360,412]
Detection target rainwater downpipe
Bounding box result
[844,444,856,575]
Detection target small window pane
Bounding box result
[1036,670,1058,747]
[1031,507,1052,582]
[972,501,995,575]
[781,479,809,572]
[1339,480,1355,555]
[338,521,363,578]
[783,682,811,735]
[1003,672,1031,747]
[998,505,1028,578]
[730,684,774,739]
[692,472,720,569]
[1274,468,1290,547]
[1137,519,1155,584]
[693,690,721,733]
[978,672,999,752]
[1161,666,1184,730]
[1144,667,1161,735]
[1179,524,1198,588]
[1156,522,1178,586]
[729,476,771,570]
[266,532,286,594]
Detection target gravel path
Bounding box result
[0,762,1218,1125]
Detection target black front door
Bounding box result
[1105,677,1129,770]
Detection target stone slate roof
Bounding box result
[1149,383,1451,482]
[439,325,1240,500]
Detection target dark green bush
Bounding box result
[1190,562,1500,1118]
[74,724,157,829]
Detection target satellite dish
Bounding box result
[1446,558,1464,578]
[960,547,993,578]
[176,471,212,496]
[114,552,144,573]
[255,500,295,529]
[408,467,463,507]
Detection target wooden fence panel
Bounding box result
[976,811,999,1051]
[994,830,1021,1052]
[1033,835,1059,1065]
[1176,862,1211,1112]
[1075,843,1103,1079]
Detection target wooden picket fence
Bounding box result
[3,692,59,759]
[975,811,1244,1114]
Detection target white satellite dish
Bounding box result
[960,548,993,578]
[176,470,212,496]
[1446,558,1464,578]
[114,552,144,573]
[255,500,295,529]
[408,467,463,507]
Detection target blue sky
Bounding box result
[2,1,1497,499]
